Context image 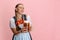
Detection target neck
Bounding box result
[15,12,22,20]
[17,12,21,15]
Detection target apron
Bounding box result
[12,32,32,40]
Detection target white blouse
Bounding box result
[9,15,32,28]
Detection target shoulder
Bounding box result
[26,14,31,21]
[9,16,15,22]
[26,14,30,18]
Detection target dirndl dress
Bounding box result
[9,15,32,40]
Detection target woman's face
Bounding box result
[16,4,24,14]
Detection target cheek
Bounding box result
[19,9,24,12]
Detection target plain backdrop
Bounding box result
[0,0,60,40]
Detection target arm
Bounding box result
[11,28,21,35]
[9,18,22,35]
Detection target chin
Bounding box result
[19,12,24,14]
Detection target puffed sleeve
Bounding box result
[9,18,16,28]
[27,15,32,27]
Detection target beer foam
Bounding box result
[24,21,29,23]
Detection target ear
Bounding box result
[15,8,18,12]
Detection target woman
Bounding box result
[9,3,32,40]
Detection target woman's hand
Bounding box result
[11,28,22,35]
[21,23,31,32]
[21,27,28,33]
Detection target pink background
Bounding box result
[0,0,60,40]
